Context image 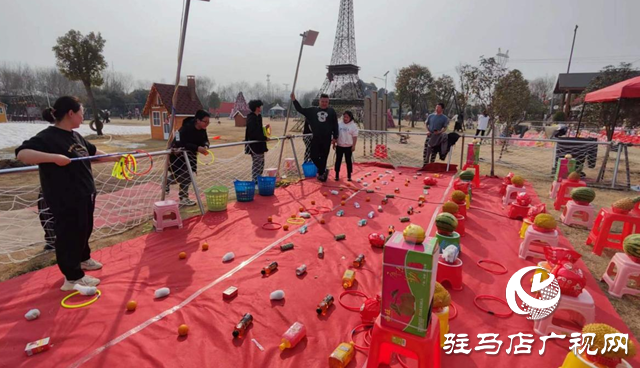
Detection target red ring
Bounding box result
[473,295,513,318]
[262,222,282,230]
[307,208,320,215]
[317,206,332,213]
[339,290,369,312]
[448,301,458,320]
[349,324,373,352]
[123,150,153,177]
[477,259,508,275]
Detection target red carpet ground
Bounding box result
[0,163,637,368]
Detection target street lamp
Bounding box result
[374,71,389,94]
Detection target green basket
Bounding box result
[204,185,229,212]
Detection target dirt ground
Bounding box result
[0,118,638,338]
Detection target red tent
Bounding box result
[584,76,640,102]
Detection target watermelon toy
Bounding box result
[442,201,459,214]
[451,190,466,204]
[567,171,580,182]
[570,187,595,205]
[435,213,458,236]
[368,233,386,248]
[459,170,475,182]
[511,175,525,188]
[611,196,640,215]
[533,213,557,233]
[623,234,640,263]
[403,224,426,244]
[580,324,637,367]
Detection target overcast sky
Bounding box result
[2,0,639,95]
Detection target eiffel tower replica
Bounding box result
[313,0,364,113]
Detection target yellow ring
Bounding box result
[61,289,102,309]
[197,150,215,165]
[287,218,306,225]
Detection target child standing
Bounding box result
[334,111,358,181]
[16,96,109,290]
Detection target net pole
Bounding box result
[183,151,205,214]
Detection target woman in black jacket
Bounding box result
[244,100,269,183]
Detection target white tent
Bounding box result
[269,104,285,112]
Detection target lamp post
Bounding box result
[374,70,389,94]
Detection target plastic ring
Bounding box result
[477,259,508,275]
[286,218,305,225]
[197,150,215,165]
[317,206,332,214]
[262,222,282,230]
[448,301,458,320]
[473,295,513,318]
[126,150,153,176]
[350,323,373,352]
[61,289,102,309]
[339,290,370,312]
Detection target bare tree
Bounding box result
[195,76,215,109]
[528,75,555,101]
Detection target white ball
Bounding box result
[222,252,235,263]
[25,309,40,321]
[270,290,285,300]
[155,287,170,299]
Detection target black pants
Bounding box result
[251,153,265,182]
[475,129,486,136]
[169,153,195,199]
[49,194,95,281]
[310,137,332,175]
[334,146,353,178]
[37,191,56,248]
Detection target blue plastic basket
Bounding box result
[302,162,318,178]
[234,180,255,202]
[257,176,277,196]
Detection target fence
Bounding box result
[1,129,638,265]
[0,134,311,264]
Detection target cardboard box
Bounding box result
[25,337,50,356]
[381,232,440,337]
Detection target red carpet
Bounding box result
[0,164,637,368]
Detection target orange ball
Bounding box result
[391,178,395,182]
[366,197,370,202]
[283,224,289,231]
[178,324,189,336]
[320,218,326,224]
[202,243,209,251]
[291,214,296,219]
[311,200,316,205]
[341,201,346,206]
[373,179,377,183]
[267,216,273,223]
[405,183,409,187]
[342,195,347,200]
[126,300,137,311]
[323,192,328,197]
[299,207,304,212]
[179,252,187,259]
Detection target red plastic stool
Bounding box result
[553,180,586,211]
[153,200,183,232]
[586,207,640,255]
[507,202,531,220]
[462,163,480,189]
[437,257,463,291]
[634,201,640,217]
[454,213,465,236]
[366,315,441,368]
[601,253,640,298]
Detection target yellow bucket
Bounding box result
[520,218,532,239]
[435,307,450,348]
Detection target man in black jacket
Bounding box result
[291,93,339,182]
[244,100,269,183]
[167,109,210,206]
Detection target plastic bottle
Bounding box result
[368,211,375,219]
[342,270,356,289]
[357,219,367,227]
[328,342,355,368]
[388,225,395,235]
[280,243,294,251]
[318,246,324,259]
[261,261,278,276]
[353,254,365,268]
[279,322,307,351]
[296,264,307,276]
[232,313,253,338]
[316,294,334,315]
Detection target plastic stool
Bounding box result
[549,180,561,200]
[519,226,559,260]
[553,180,586,211]
[454,200,467,218]
[508,202,531,220]
[454,213,465,236]
[503,185,526,206]
[561,201,595,229]
[462,163,480,189]
[437,257,463,291]
[560,350,633,368]
[153,200,183,232]
[586,207,640,255]
[435,232,461,254]
[264,168,278,177]
[519,219,533,239]
[601,253,640,298]
[533,289,595,336]
[366,315,441,368]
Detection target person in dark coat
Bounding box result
[167,109,210,206]
[244,100,269,183]
[291,93,339,182]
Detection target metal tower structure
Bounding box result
[314,0,364,109]
[496,48,510,68]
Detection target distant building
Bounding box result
[0,102,7,123]
[143,76,203,140]
[553,72,600,116]
[209,102,234,118]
